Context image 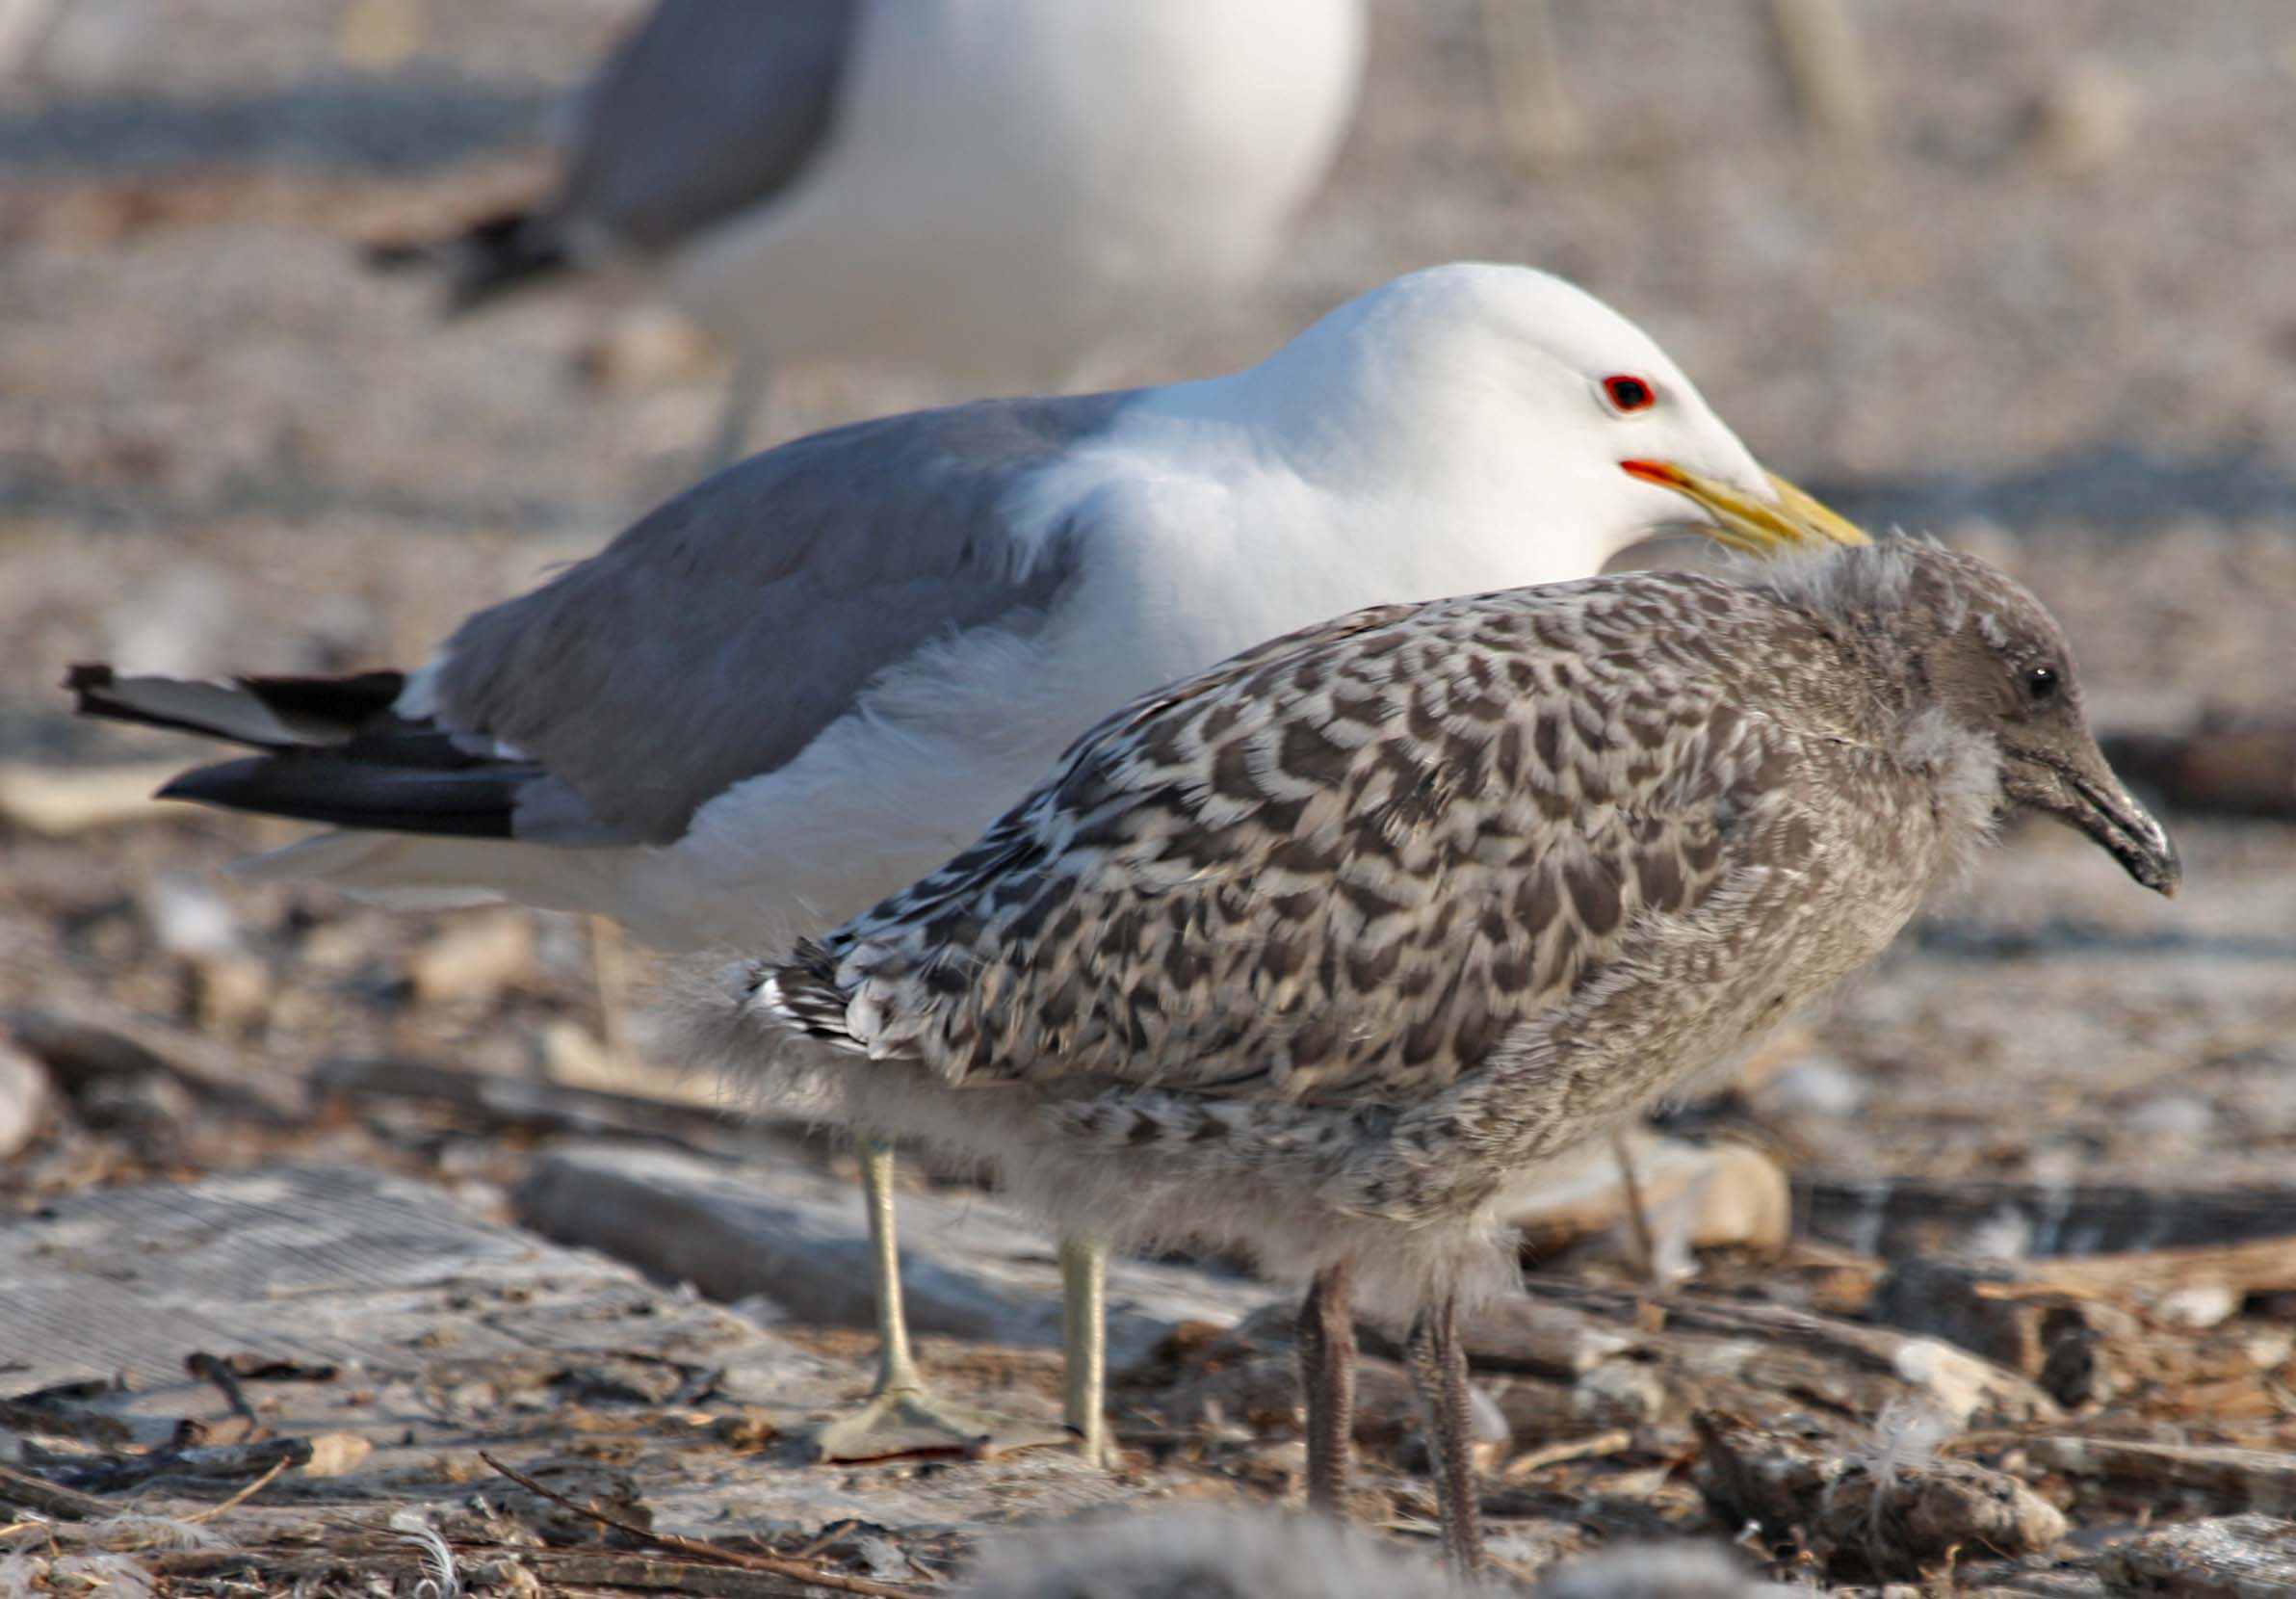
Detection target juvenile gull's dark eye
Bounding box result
[2024,664,2060,703]
[1603,375,1657,413]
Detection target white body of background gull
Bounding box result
[397,0,1366,460]
[75,263,1857,1463]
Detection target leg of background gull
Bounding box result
[1406,1292,1484,1578]
[702,349,769,473]
[1767,0,1873,144]
[1295,1261,1356,1516]
[813,1139,1062,1460]
[1478,0,1580,166]
[1058,1235,1115,1465]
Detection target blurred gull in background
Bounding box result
[375,0,1368,463]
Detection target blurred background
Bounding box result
[2,1,2295,1581]
[7,0,2291,1179]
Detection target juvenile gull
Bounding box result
[696,536,2178,1571]
[379,0,1365,460]
[70,263,1864,1464]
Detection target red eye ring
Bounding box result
[1603,374,1657,413]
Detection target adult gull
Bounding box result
[72,262,1866,1463]
[378,0,1367,462]
[707,537,2178,1570]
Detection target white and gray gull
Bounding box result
[68,263,1866,1466]
[376,0,1364,462]
[695,536,2178,1575]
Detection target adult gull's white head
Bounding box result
[1174,262,1862,578]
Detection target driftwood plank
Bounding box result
[2099,1513,2296,1598]
[1796,1175,2296,1259]
[0,1461,117,1520]
[2100,719,2296,821]
[1869,1254,2296,1409]
[1489,1279,2059,1427]
[512,1142,1276,1368]
[1980,1235,2296,1303]
[0,1161,760,1390]
[2027,1438,2296,1517]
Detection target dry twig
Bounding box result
[183,1456,289,1524]
[1500,1428,1636,1482]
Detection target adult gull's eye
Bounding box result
[1603,374,1657,413]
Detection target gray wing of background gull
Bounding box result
[555,0,861,253]
[375,0,861,307]
[73,392,1129,847]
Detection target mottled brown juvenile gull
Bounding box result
[695,535,2177,1572]
[70,263,1863,1466]
[378,0,1365,461]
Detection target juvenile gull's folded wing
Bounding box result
[782,569,1857,1108]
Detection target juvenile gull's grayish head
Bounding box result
[1759,539,2179,896]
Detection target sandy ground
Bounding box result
[1,3,2294,1589]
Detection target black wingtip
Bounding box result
[154,755,266,807]
[64,661,117,709]
[65,665,408,747]
[365,208,572,317]
[153,751,523,838]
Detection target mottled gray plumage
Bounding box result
[558,0,858,254]
[694,538,2175,1310]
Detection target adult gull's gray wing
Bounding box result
[556,0,861,253]
[86,392,1130,849]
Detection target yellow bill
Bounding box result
[1620,459,1870,557]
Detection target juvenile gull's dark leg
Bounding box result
[1295,1261,1356,1514]
[1407,1291,1483,1577]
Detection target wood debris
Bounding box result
[1693,1410,2066,1583]
[2026,1438,2296,1519]
[2099,1513,2296,1598]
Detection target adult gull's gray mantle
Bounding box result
[704,539,2176,1571]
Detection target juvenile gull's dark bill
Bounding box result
[71,262,1864,1468]
[700,537,2175,1573]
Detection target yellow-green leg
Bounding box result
[1059,1235,1116,1466]
[813,1139,1063,1461]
